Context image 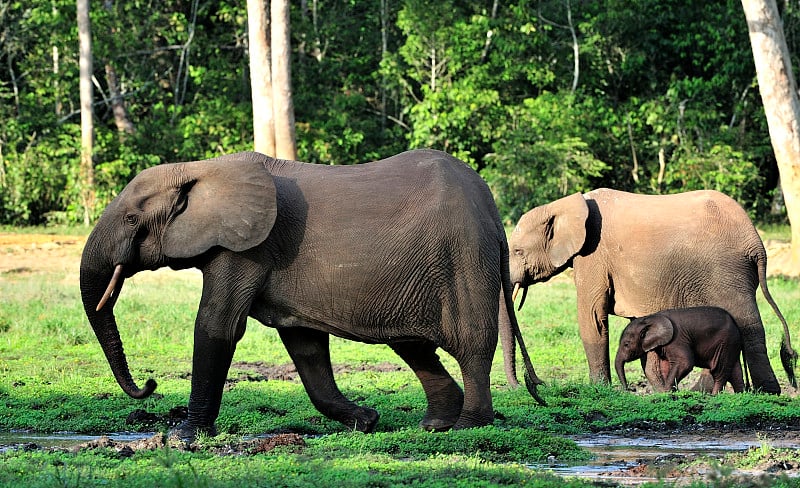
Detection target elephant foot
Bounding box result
[419,390,463,432]
[340,406,380,433]
[451,408,494,430]
[419,411,461,432]
[168,420,217,444]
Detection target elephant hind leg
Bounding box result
[390,341,463,431]
[451,354,494,429]
[279,327,379,433]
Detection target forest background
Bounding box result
[1,0,798,227]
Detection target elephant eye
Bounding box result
[514,249,524,256]
[124,213,138,226]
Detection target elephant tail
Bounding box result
[756,252,797,388]
[500,238,547,406]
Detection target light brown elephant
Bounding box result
[504,188,795,394]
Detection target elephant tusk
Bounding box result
[517,286,528,311]
[96,264,124,312]
[512,282,521,302]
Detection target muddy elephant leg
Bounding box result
[279,327,380,432]
[576,285,611,383]
[390,341,464,431]
[578,312,611,383]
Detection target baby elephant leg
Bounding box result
[728,359,746,392]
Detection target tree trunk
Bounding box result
[105,64,135,136]
[78,0,95,225]
[247,0,276,156]
[742,0,800,276]
[271,0,297,160]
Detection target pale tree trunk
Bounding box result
[271,0,297,160]
[247,0,276,156]
[105,64,135,136]
[78,0,95,225]
[742,0,800,276]
[53,2,62,116]
[102,1,134,138]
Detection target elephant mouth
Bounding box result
[512,282,529,310]
[96,264,125,312]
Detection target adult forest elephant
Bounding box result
[80,149,545,442]
[505,188,795,394]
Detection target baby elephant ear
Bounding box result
[163,152,278,258]
[642,315,675,352]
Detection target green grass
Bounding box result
[1,225,800,487]
[758,223,792,242]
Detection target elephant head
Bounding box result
[615,315,674,391]
[508,192,588,308]
[79,152,277,399]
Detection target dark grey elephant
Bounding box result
[505,188,795,394]
[615,307,746,394]
[80,149,544,441]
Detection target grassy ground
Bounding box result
[1,226,799,487]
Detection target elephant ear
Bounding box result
[162,152,278,258]
[642,315,675,352]
[546,192,589,268]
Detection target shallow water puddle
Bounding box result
[530,431,800,485]
[0,431,154,452]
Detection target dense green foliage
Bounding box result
[1,0,796,225]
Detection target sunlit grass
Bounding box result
[1,225,800,487]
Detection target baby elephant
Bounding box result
[615,306,745,394]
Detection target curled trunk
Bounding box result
[80,263,156,399]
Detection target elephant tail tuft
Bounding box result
[781,339,798,389]
[524,371,547,407]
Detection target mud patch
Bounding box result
[2,431,307,457]
[126,406,188,429]
[228,361,404,383]
[79,432,306,456]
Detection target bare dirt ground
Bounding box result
[2,232,800,484]
[0,233,86,276]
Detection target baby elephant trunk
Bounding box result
[615,354,629,391]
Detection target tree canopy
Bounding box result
[0,0,796,226]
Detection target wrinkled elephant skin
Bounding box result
[80,149,544,441]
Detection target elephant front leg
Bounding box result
[576,289,611,383]
[171,316,247,442]
[390,341,464,431]
[170,260,259,442]
[578,315,611,383]
[279,327,380,433]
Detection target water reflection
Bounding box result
[0,431,153,452]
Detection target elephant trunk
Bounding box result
[615,354,629,391]
[80,246,156,399]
